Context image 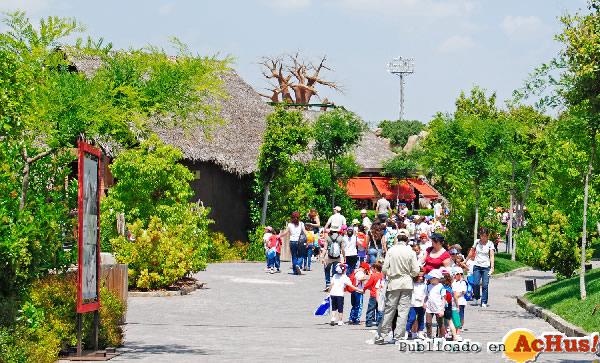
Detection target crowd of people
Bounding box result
[262,201,496,344]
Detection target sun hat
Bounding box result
[264,226,273,232]
[360,209,367,214]
[453,267,464,275]
[334,206,342,212]
[352,219,360,225]
[397,229,410,238]
[440,267,452,276]
[424,269,442,280]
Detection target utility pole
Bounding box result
[387,56,414,121]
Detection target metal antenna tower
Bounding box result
[387,56,414,121]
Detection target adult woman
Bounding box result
[367,220,384,264]
[466,228,495,307]
[414,216,430,240]
[419,233,451,274]
[279,211,309,275]
[304,208,320,271]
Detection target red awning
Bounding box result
[345,178,377,199]
[407,178,439,198]
[372,177,415,200]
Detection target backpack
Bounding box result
[385,230,397,249]
[464,280,473,301]
[442,286,453,307]
[328,234,342,258]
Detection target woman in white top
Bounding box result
[465,228,495,307]
[279,211,309,276]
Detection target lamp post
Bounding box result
[387,56,415,121]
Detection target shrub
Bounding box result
[377,119,425,147]
[111,214,209,289]
[206,232,240,262]
[246,226,267,261]
[0,274,124,363]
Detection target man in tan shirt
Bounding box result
[369,229,420,345]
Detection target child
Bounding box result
[453,266,467,333]
[440,268,460,341]
[423,269,444,338]
[348,262,370,324]
[328,264,363,326]
[412,243,424,267]
[266,229,281,273]
[362,261,384,327]
[356,225,368,264]
[405,269,426,339]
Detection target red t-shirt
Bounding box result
[268,235,281,254]
[363,272,384,297]
[424,247,451,274]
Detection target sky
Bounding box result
[0,0,589,126]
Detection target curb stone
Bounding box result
[129,281,204,297]
[490,266,531,279]
[516,295,588,337]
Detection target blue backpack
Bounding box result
[464,280,474,301]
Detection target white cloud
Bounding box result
[158,3,174,16]
[0,0,50,13]
[439,34,475,55]
[501,15,546,37]
[331,0,477,20]
[264,0,312,9]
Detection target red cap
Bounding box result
[419,233,428,238]
[360,262,371,270]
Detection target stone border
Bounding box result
[218,260,264,264]
[490,266,531,279]
[516,295,587,337]
[129,282,204,297]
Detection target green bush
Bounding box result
[377,119,425,147]
[111,213,210,289]
[0,274,124,363]
[206,232,241,262]
[245,226,267,261]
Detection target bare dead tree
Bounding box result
[258,53,342,105]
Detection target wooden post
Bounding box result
[281,234,291,262]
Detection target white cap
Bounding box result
[334,206,342,212]
[424,269,442,279]
[360,209,367,214]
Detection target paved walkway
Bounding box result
[106,262,596,362]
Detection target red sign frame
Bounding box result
[77,141,101,313]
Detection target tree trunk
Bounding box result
[19,147,53,211]
[516,161,536,234]
[580,131,596,300]
[260,172,275,226]
[509,159,515,260]
[330,159,336,209]
[473,182,479,243]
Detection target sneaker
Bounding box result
[455,335,463,341]
[365,323,373,327]
[269,268,274,274]
[323,287,329,292]
[471,299,479,306]
[295,266,302,275]
[417,332,427,340]
[264,267,271,271]
[366,337,385,345]
[403,332,410,340]
[481,303,488,308]
[337,321,344,326]
[276,269,281,273]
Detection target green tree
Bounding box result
[313,109,366,208]
[382,151,420,210]
[257,107,311,225]
[377,119,424,147]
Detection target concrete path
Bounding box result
[107,262,596,362]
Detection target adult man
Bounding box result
[434,199,442,219]
[360,209,372,230]
[324,206,346,232]
[368,229,419,345]
[376,194,392,220]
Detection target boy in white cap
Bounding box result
[324,206,346,232]
[327,264,363,326]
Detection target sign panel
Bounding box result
[77,141,101,313]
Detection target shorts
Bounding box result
[331,295,344,313]
[443,305,452,320]
[451,309,461,327]
[459,305,465,320]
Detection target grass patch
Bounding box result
[526,268,600,333]
[494,252,527,274]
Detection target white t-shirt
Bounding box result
[355,270,366,290]
[326,214,346,232]
[434,203,442,217]
[472,240,494,268]
[453,280,467,306]
[343,235,358,256]
[416,222,429,236]
[362,216,372,230]
[377,198,390,214]
[400,207,409,217]
[407,222,416,236]
[466,259,475,276]
[287,222,304,242]
[330,273,351,296]
[263,232,272,247]
[411,282,427,307]
[426,283,444,314]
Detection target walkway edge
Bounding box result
[129,282,204,297]
[516,295,588,337]
[490,266,531,279]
